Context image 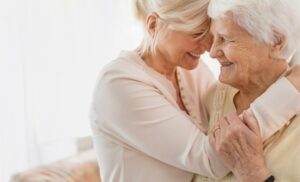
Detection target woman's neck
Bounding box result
[141,51,177,81]
[140,50,189,114]
[234,61,288,114]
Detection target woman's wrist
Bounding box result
[256,169,272,182]
[286,74,300,92]
[234,168,271,182]
[264,175,275,182]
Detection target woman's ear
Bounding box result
[146,12,159,37]
[270,32,286,58]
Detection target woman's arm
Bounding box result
[91,71,229,179]
[249,65,300,140]
[286,64,300,92]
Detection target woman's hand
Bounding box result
[209,112,271,182]
[286,64,300,92]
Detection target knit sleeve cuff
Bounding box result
[249,77,300,140]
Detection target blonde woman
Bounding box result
[90,0,300,181]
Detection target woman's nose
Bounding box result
[209,42,222,59]
[197,34,212,52]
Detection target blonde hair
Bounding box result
[208,0,300,60]
[134,0,210,55]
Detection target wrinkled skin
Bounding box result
[209,112,272,182]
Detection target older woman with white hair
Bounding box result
[91,0,300,181]
[193,0,300,181]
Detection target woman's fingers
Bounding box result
[219,117,229,141]
[210,112,267,181]
[242,111,261,136]
[211,122,221,148]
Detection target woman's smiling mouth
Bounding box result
[220,61,234,67]
[188,51,202,58]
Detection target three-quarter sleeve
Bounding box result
[249,77,300,140]
[91,72,229,179]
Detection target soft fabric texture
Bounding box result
[10,150,100,182]
[193,83,300,182]
[90,50,300,182]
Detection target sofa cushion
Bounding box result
[10,149,100,182]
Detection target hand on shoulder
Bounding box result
[209,112,271,182]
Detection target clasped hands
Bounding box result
[209,112,272,182]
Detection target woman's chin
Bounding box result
[218,74,234,85]
[183,60,199,70]
[183,55,200,70]
[219,65,237,84]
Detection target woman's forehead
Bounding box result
[210,18,245,36]
[189,19,211,33]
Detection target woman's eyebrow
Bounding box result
[219,33,234,39]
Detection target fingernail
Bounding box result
[243,111,249,117]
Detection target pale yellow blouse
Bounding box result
[193,83,300,182]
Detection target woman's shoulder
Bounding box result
[211,83,237,109]
[91,51,149,97]
[101,50,145,75]
[204,82,237,125]
[203,82,227,112]
[95,50,152,86]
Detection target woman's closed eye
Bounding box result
[191,32,206,40]
[193,32,205,38]
[192,29,209,40]
[219,35,235,44]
